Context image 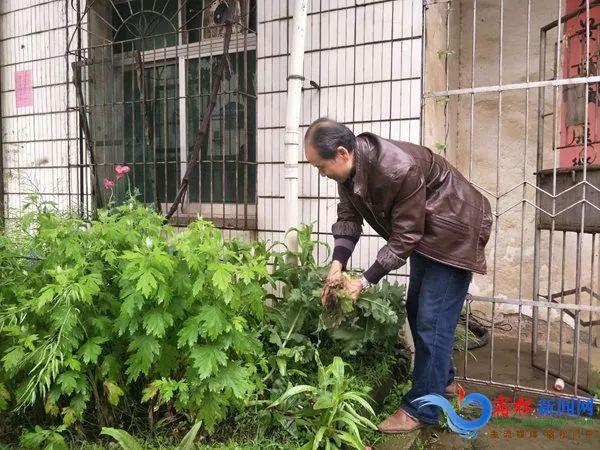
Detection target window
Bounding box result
[88,0,257,224]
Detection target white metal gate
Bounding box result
[423,0,600,401]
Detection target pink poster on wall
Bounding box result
[15,70,33,108]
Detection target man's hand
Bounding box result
[343,278,363,303]
[325,260,343,288]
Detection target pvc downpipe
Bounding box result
[283,0,309,254]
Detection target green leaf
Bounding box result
[336,430,363,450]
[330,357,346,380]
[152,379,188,405]
[36,286,56,309]
[340,392,376,417]
[177,316,202,348]
[121,293,144,318]
[57,371,79,396]
[125,335,161,382]
[335,413,364,447]
[343,404,377,430]
[101,354,121,380]
[155,343,178,378]
[2,346,25,371]
[313,392,335,410]
[142,309,174,338]
[101,427,145,450]
[229,329,262,356]
[210,263,232,292]
[312,426,327,450]
[104,381,124,406]
[137,271,158,298]
[196,391,227,433]
[207,362,253,399]
[141,383,159,403]
[198,304,229,340]
[276,358,287,377]
[190,345,228,380]
[78,336,107,364]
[21,425,67,450]
[45,400,59,416]
[191,274,206,298]
[62,406,79,427]
[176,421,202,450]
[270,385,317,408]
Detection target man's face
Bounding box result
[305,144,353,184]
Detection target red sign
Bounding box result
[560,0,600,167]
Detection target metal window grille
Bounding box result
[75,0,258,228]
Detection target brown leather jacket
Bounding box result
[332,133,493,275]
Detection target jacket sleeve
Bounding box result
[363,164,426,283]
[331,184,363,268]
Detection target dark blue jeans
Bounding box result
[400,251,472,424]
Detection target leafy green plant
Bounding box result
[435,141,447,152]
[101,421,202,450]
[266,224,407,367]
[269,354,377,450]
[437,49,455,59]
[0,202,411,448]
[0,196,271,435]
[20,425,67,450]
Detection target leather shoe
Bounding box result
[377,407,423,433]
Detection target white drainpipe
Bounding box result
[283,0,308,254]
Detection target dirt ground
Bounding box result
[373,315,600,449]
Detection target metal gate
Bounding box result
[423,0,600,401]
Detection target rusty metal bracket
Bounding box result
[165,3,238,220]
[134,51,160,213]
[72,61,102,210]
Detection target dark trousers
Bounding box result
[400,251,472,424]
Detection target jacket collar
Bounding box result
[347,134,371,197]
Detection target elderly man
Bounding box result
[304,118,492,433]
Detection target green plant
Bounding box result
[0,202,412,448]
[20,425,67,450]
[269,354,377,450]
[593,370,600,415]
[101,421,202,450]
[437,49,455,59]
[0,196,271,435]
[267,224,407,367]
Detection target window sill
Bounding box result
[168,214,257,230]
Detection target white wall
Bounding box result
[0,0,424,283]
[1,0,85,222]
[256,0,423,277]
